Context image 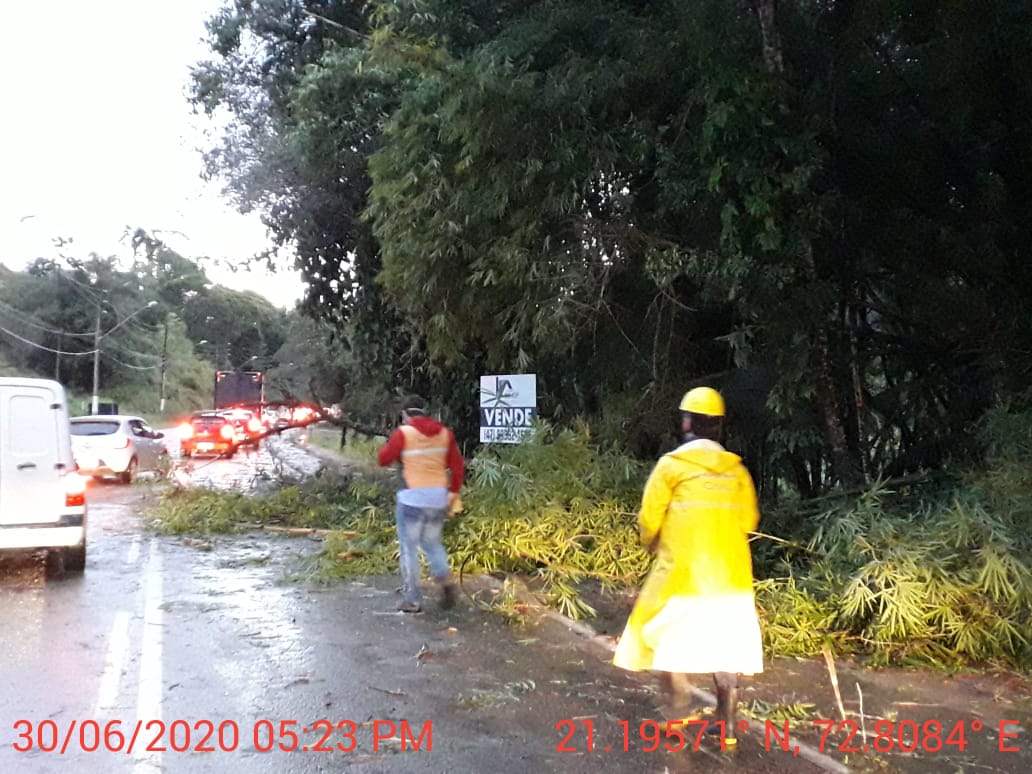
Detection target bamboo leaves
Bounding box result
[148,410,1031,669]
[759,440,1032,669]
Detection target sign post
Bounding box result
[479,374,537,443]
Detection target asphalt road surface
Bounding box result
[0,440,827,774]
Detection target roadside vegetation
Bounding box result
[148,412,1031,672]
[304,425,382,470]
[0,245,293,422]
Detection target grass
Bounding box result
[305,423,384,469]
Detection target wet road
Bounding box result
[1,441,826,773]
[165,430,324,494]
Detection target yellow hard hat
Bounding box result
[679,386,725,417]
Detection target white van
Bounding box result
[0,378,88,571]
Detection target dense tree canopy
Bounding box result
[0,240,291,415]
[193,0,1032,495]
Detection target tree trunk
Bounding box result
[748,0,863,489]
[752,0,784,74]
[813,329,866,489]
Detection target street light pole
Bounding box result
[159,317,169,412]
[91,307,102,415]
[90,300,158,416]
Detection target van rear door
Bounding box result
[0,384,67,525]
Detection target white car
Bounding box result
[70,415,168,483]
[0,378,88,571]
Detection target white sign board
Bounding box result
[479,374,537,443]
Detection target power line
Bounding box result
[0,325,97,356]
[115,316,162,337]
[0,300,95,338]
[0,322,162,375]
[55,268,154,328]
[101,338,161,363]
[103,351,161,371]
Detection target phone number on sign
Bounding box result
[11,719,433,754]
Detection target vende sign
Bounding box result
[479,374,537,443]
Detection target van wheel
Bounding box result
[120,457,138,484]
[46,544,86,575]
[64,543,87,573]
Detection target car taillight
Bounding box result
[220,424,235,440]
[179,423,194,439]
[116,436,131,449]
[65,473,87,507]
[247,418,261,433]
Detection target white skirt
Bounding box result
[641,594,764,675]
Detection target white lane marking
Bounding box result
[133,539,163,773]
[95,611,131,715]
[126,535,141,565]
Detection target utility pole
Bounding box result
[159,317,169,412]
[54,331,62,381]
[89,299,157,415]
[54,269,62,381]
[91,306,101,415]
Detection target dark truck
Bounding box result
[213,370,264,411]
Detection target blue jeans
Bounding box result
[395,501,450,605]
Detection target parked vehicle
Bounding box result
[69,415,167,484]
[0,378,88,572]
[179,412,236,458]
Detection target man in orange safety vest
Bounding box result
[378,395,465,613]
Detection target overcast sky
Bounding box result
[0,0,305,308]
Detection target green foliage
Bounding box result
[318,505,399,579]
[146,410,1032,670]
[304,425,383,467]
[0,240,294,415]
[754,575,845,658]
[149,467,396,534]
[265,314,351,406]
[756,416,1032,669]
[147,421,651,615]
[149,489,256,534]
[742,698,820,728]
[180,285,288,373]
[194,0,1032,498]
[449,423,649,617]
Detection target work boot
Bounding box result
[659,673,695,720]
[435,575,458,609]
[707,685,739,746]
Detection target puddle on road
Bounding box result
[0,553,48,588]
[163,534,320,709]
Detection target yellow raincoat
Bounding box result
[613,439,763,675]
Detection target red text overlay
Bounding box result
[11,719,433,754]
[555,717,1023,755]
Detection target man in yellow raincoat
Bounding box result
[613,386,762,744]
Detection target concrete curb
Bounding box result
[488,575,851,774]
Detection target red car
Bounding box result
[179,412,237,458]
[219,408,264,447]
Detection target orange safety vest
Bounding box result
[398,424,451,489]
